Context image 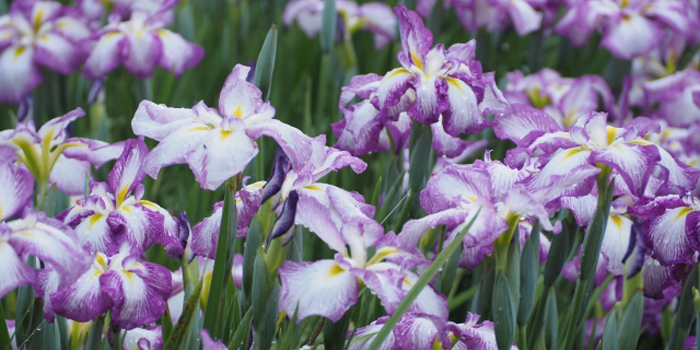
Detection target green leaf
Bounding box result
[253,24,278,101]
[320,0,336,53]
[407,123,433,193]
[518,221,540,325]
[84,316,104,350]
[367,209,480,350]
[252,250,280,350]
[493,272,516,350]
[228,307,253,349]
[244,216,263,304]
[601,307,620,350]
[203,181,238,337]
[618,292,642,350]
[543,221,571,288]
[543,289,558,350]
[164,278,204,350]
[667,264,699,350]
[0,305,10,350]
[324,310,353,350]
[161,306,173,342]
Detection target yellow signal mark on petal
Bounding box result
[233,105,243,119]
[411,52,423,71]
[367,248,399,265]
[117,185,129,206]
[610,215,623,230]
[33,9,44,32]
[88,213,103,228]
[607,127,618,145]
[445,77,463,93]
[326,264,345,278]
[188,126,212,132]
[156,29,168,37]
[305,185,322,191]
[402,277,413,287]
[389,68,410,77]
[123,270,135,281]
[105,31,120,39]
[14,46,25,60]
[220,130,234,139]
[96,253,107,268]
[675,207,693,222]
[563,148,583,159]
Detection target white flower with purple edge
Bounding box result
[58,137,182,256]
[132,64,315,191]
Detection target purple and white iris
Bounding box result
[283,0,396,48]
[82,1,203,79]
[0,0,90,103]
[58,137,182,256]
[132,64,314,190]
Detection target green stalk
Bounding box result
[367,209,480,350]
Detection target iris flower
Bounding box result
[82,2,203,79]
[132,64,314,190]
[0,153,92,299]
[59,137,182,256]
[374,6,501,137]
[0,0,90,103]
[48,245,172,329]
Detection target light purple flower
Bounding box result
[201,329,228,350]
[0,150,33,222]
[502,69,614,128]
[50,245,172,329]
[0,210,92,299]
[132,64,314,190]
[0,0,90,103]
[58,137,181,256]
[631,195,700,266]
[82,2,203,79]
[279,220,447,323]
[448,0,546,36]
[191,180,265,259]
[283,0,396,48]
[373,6,499,137]
[556,0,695,59]
[640,68,700,127]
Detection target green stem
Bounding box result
[494,213,520,274]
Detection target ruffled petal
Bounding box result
[442,77,486,136]
[108,138,149,204]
